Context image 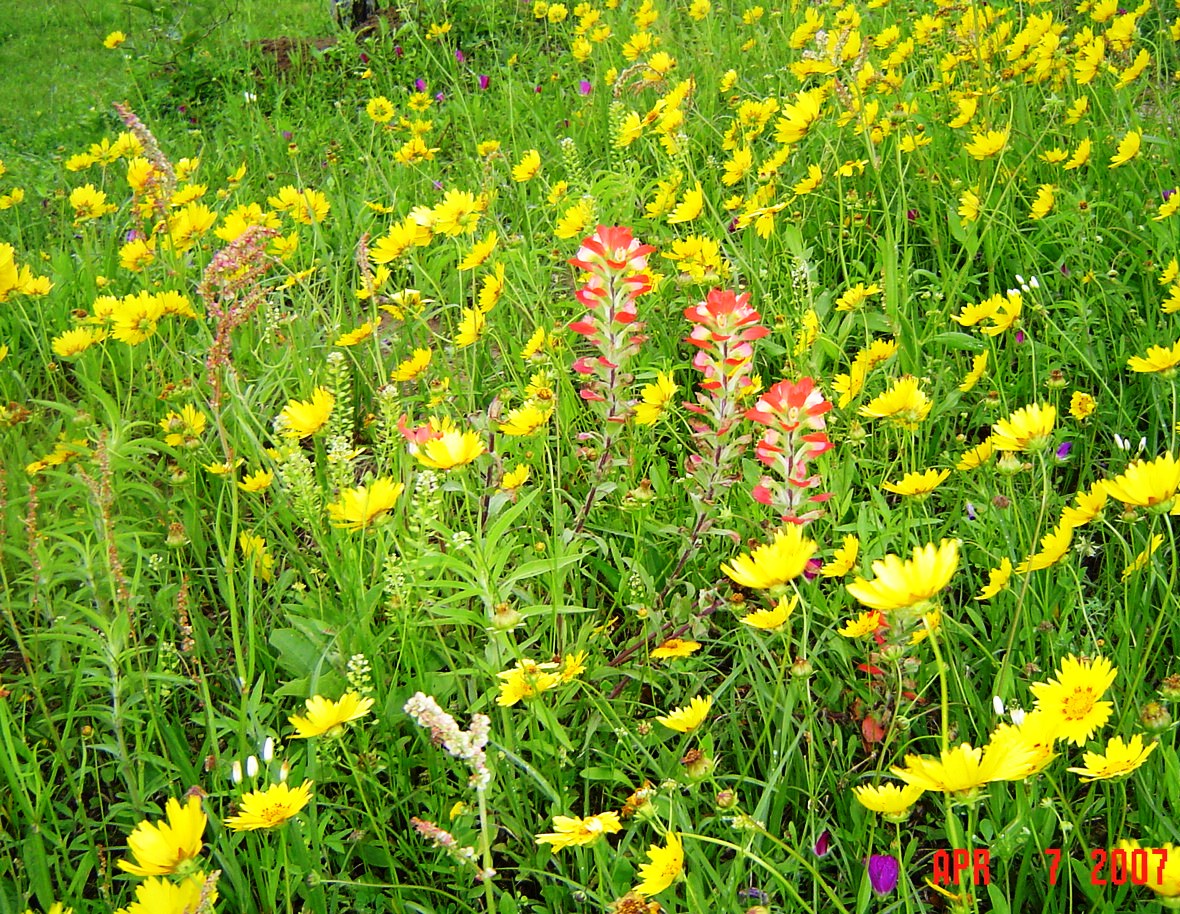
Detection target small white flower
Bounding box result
[261,736,275,763]
[246,754,259,778]
[231,760,243,784]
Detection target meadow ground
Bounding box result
[2,0,1180,913]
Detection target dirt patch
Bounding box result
[249,7,401,76]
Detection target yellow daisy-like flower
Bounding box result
[1122,533,1165,581]
[635,832,684,897]
[720,527,818,591]
[1069,391,1096,421]
[410,429,486,470]
[458,231,499,271]
[975,558,1012,601]
[1067,735,1157,782]
[959,351,988,392]
[454,306,486,347]
[956,439,995,471]
[500,464,531,492]
[52,326,106,358]
[512,149,542,182]
[990,403,1056,452]
[859,376,931,429]
[277,388,334,439]
[392,347,433,382]
[535,812,623,850]
[633,371,677,425]
[1104,453,1180,510]
[882,468,949,497]
[891,739,1035,796]
[1116,841,1180,900]
[656,695,712,733]
[498,404,552,436]
[366,96,395,123]
[114,872,215,914]
[1015,520,1075,573]
[1108,129,1141,168]
[496,658,562,707]
[289,692,375,738]
[334,321,377,347]
[104,30,127,49]
[739,594,797,631]
[964,128,1009,160]
[327,478,405,530]
[852,782,924,820]
[838,610,882,638]
[238,470,274,493]
[846,540,959,613]
[835,281,882,313]
[1061,483,1107,527]
[1128,341,1180,375]
[667,182,704,224]
[985,711,1060,779]
[224,780,314,831]
[957,188,981,224]
[820,535,859,577]
[1064,137,1092,170]
[1030,655,1117,746]
[117,796,206,877]
[651,638,701,659]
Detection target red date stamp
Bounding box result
[931,849,992,887]
[931,848,1170,887]
[1045,847,1170,886]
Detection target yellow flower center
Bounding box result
[1061,688,1095,721]
[258,803,295,827]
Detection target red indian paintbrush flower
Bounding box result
[746,378,833,524]
[569,226,656,532]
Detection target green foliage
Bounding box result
[1,0,1180,912]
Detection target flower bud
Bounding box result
[1141,701,1172,733]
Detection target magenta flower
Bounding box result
[867,855,899,897]
[478,74,489,90]
[578,80,592,95]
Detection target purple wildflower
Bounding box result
[813,830,832,857]
[578,79,592,95]
[478,74,490,90]
[415,78,427,91]
[867,855,899,897]
[455,48,465,63]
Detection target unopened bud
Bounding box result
[1141,701,1172,733]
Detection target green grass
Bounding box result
[2,1,1180,913]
